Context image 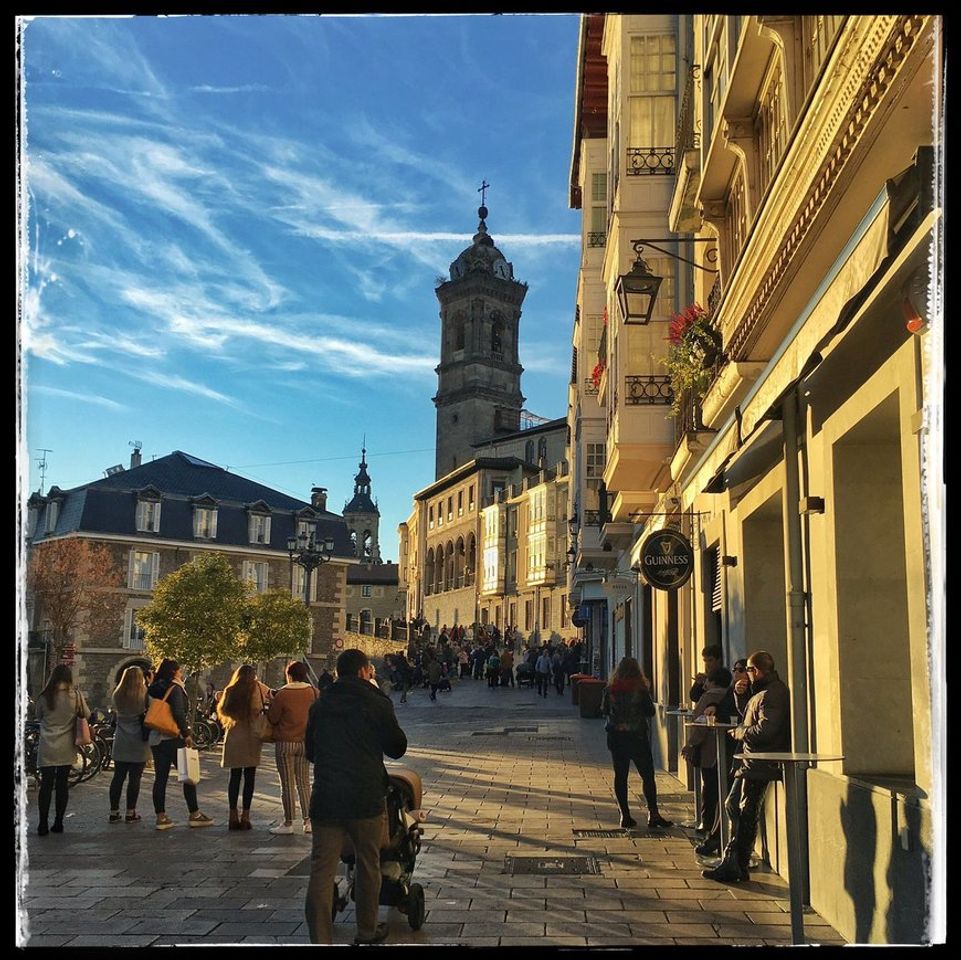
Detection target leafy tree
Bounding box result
[242,589,312,675]
[138,552,247,676]
[27,538,126,661]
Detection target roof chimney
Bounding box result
[311,487,328,512]
[129,440,143,469]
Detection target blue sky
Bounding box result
[19,13,582,561]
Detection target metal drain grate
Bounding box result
[470,731,508,736]
[572,829,641,839]
[504,855,601,875]
[528,736,572,742]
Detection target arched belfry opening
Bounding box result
[343,444,381,563]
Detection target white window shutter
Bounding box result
[136,501,144,531]
[127,549,136,588]
[154,501,162,532]
[264,517,272,544]
[262,563,269,591]
[210,510,218,539]
[123,608,131,646]
[151,552,160,588]
[243,560,251,584]
[192,509,200,537]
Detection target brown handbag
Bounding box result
[253,688,274,743]
[144,684,181,738]
[74,691,93,747]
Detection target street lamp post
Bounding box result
[287,531,335,682]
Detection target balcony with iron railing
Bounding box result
[626,146,675,176]
[624,374,674,406]
[669,64,705,233]
[587,231,606,247]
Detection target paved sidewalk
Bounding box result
[17,677,846,946]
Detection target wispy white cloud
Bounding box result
[31,384,127,410]
[190,84,273,94]
[126,369,241,406]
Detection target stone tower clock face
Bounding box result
[493,259,510,279]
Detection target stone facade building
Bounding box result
[344,562,405,635]
[566,13,943,943]
[25,449,353,705]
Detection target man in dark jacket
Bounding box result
[303,649,408,945]
[703,650,791,884]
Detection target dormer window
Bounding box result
[27,506,39,538]
[44,502,59,534]
[136,498,161,533]
[297,520,316,540]
[249,513,271,545]
[193,507,218,539]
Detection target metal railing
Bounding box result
[597,324,607,367]
[673,390,708,449]
[587,231,606,247]
[130,574,155,591]
[708,274,723,317]
[675,65,701,153]
[624,375,674,405]
[626,146,675,176]
[583,509,611,527]
[584,379,599,396]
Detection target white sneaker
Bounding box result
[270,823,295,835]
[303,820,312,834]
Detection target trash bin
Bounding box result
[578,678,605,719]
[570,673,591,706]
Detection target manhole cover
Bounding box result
[504,855,601,875]
[528,736,571,742]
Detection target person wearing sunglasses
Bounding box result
[703,651,790,884]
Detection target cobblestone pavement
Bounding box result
[18,677,847,946]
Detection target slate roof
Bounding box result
[28,451,353,558]
[346,562,400,585]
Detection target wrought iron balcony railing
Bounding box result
[707,274,723,317]
[625,375,674,405]
[675,65,701,154]
[673,390,708,449]
[626,146,675,176]
[597,324,607,367]
[583,509,612,527]
[584,379,599,396]
[587,231,606,247]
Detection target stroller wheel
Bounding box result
[406,882,425,931]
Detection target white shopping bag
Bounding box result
[177,746,201,785]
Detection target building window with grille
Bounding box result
[457,491,463,516]
[248,513,271,545]
[129,551,159,591]
[704,19,730,148]
[429,505,434,529]
[586,442,606,479]
[244,561,269,594]
[542,597,551,631]
[627,34,677,171]
[802,15,844,88]
[589,174,607,246]
[123,607,147,650]
[755,55,788,195]
[727,166,748,267]
[193,507,218,539]
[136,498,161,533]
[361,584,372,598]
[447,497,453,522]
[291,565,315,603]
[525,600,534,631]
[468,485,475,511]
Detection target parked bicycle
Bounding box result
[23,719,92,787]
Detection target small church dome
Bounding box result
[449,206,515,281]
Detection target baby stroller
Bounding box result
[332,767,427,931]
[515,661,534,688]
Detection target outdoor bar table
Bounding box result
[685,719,738,851]
[665,709,699,827]
[734,751,844,945]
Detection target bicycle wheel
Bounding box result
[68,748,89,785]
[193,719,214,750]
[77,740,103,783]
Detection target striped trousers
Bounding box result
[275,740,311,823]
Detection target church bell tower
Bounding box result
[342,445,381,563]
[432,199,527,480]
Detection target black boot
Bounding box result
[701,845,747,882]
[695,834,721,856]
[648,812,673,829]
[620,812,637,829]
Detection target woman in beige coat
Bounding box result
[217,664,271,830]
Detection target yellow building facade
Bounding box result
[567,14,943,943]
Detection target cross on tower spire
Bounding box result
[477,179,490,207]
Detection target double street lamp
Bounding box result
[287,530,335,607]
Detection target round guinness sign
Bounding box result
[639,529,694,590]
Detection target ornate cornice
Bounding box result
[727,15,929,361]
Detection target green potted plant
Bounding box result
[663,304,722,416]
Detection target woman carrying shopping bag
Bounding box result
[147,659,215,831]
[266,661,319,834]
[33,664,91,836]
[217,664,271,830]
[108,665,151,824]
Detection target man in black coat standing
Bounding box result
[303,649,408,945]
[703,650,791,884]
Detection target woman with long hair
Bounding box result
[147,658,215,830]
[266,661,318,834]
[217,664,271,830]
[602,657,673,830]
[108,665,152,823]
[33,664,90,835]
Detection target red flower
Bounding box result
[667,303,709,345]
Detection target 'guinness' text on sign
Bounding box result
[639,529,694,590]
